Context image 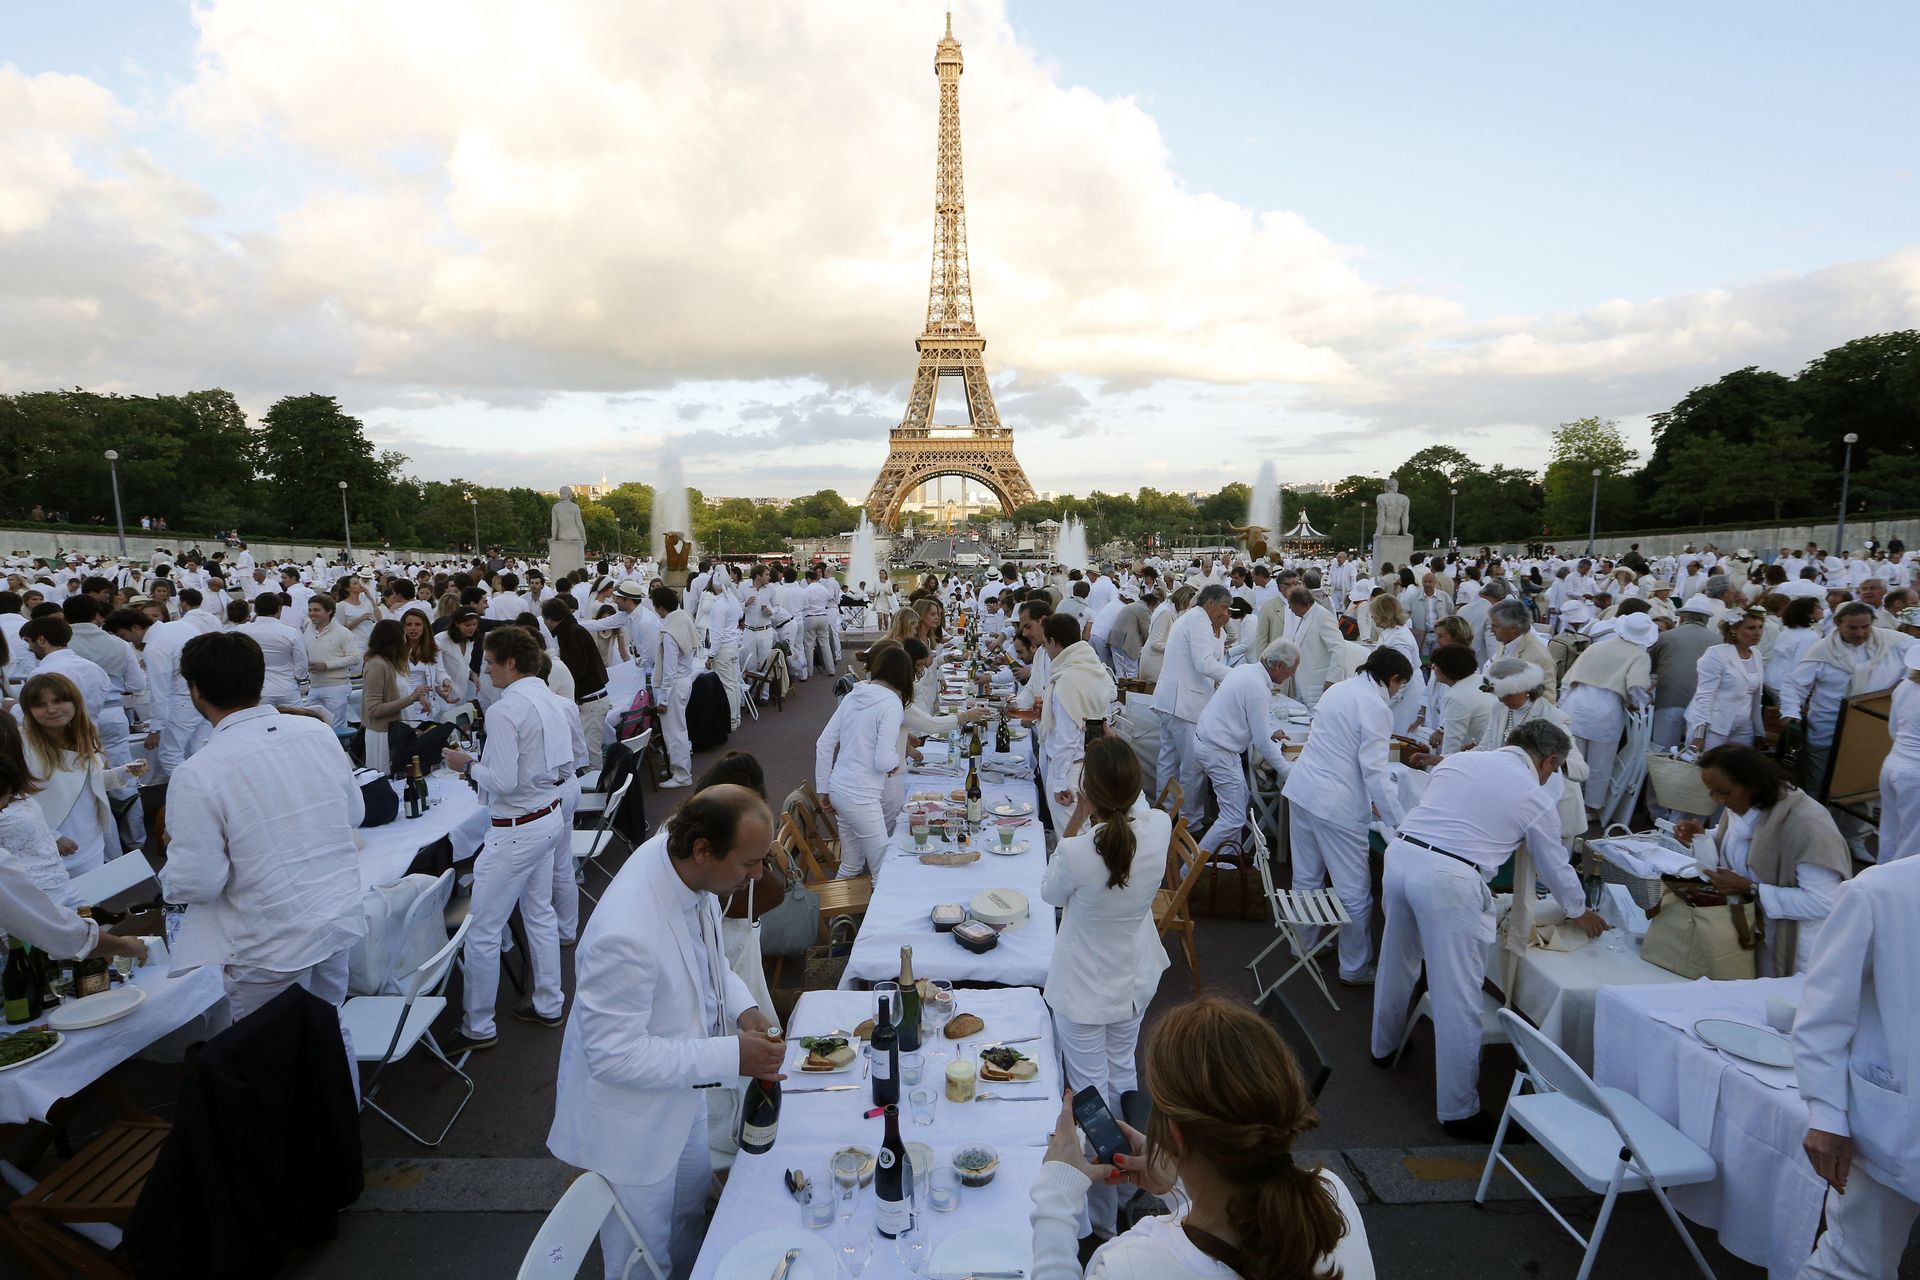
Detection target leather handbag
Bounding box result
[1641,876,1758,980]
[727,864,819,958]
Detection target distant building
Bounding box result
[544,475,612,501]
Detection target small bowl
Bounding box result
[930,903,966,932]
[952,1144,1000,1188]
[833,1145,877,1187]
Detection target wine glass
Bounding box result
[893,1216,931,1274]
[923,982,955,1061]
[836,1220,873,1276]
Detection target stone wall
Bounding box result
[1591,517,1920,559]
[0,527,362,562]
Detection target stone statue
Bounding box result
[1375,478,1410,538]
[548,486,586,578]
[1227,523,1271,562]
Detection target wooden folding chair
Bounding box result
[1152,820,1206,996]
[774,816,871,946]
[1154,777,1184,818]
[7,1118,169,1278]
[742,653,786,715]
[799,782,842,854]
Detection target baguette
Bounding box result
[944,1012,985,1040]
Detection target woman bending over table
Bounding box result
[1032,995,1374,1278]
[1673,744,1852,976]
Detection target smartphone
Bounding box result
[1072,1086,1130,1165]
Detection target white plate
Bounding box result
[1694,1018,1793,1068]
[989,801,1032,817]
[987,839,1030,857]
[713,1228,837,1280]
[789,1033,860,1077]
[48,985,146,1031]
[930,1224,1030,1275]
[0,1030,64,1072]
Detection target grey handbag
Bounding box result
[733,863,819,959]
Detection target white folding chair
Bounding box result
[342,915,476,1147]
[64,851,156,907]
[1598,706,1653,829]
[572,775,637,905]
[1243,754,1287,862]
[1477,1009,1717,1280]
[516,1170,665,1280]
[1243,823,1350,1011]
[380,869,455,995]
[577,733,645,815]
[1389,986,1508,1067]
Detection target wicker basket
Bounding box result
[1584,825,1690,911]
[1644,751,1716,817]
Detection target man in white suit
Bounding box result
[1793,856,1920,1279]
[1278,587,1345,710]
[548,784,784,1279]
[1149,583,1231,827]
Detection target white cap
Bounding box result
[1678,593,1718,617]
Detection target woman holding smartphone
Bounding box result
[1040,736,1171,1238]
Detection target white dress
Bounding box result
[0,795,76,905]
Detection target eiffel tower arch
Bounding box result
[864,16,1038,529]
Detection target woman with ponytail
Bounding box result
[1040,736,1172,1237]
[1032,994,1374,1278]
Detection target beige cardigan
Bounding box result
[1722,786,1852,975]
[360,656,419,733]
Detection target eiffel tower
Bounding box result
[863,15,1038,528]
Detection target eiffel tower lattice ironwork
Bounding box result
[864,14,1038,528]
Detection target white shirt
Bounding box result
[158,705,366,972]
[703,591,744,648]
[467,676,575,815]
[813,682,905,802]
[237,618,310,706]
[1282,675,1404,829]
[1393,747,1587,918]
[1195,663,1299,775]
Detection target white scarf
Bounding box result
[505,676,575,774]
[1801,626,1907,696]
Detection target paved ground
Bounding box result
[8,650,1917,1277]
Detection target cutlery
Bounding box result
[975,1036,1040,1049]
[973,1092,1047,1102]
[784,1084,859,1094]
[770,1246,802,1280]
[928,1272,1024,1279]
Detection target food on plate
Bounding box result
[0,1029,57,1068]
[979,1045,1037,1081]
[948,789,966,802]
[798,1035,856,1071]
[944,1012,985,1039]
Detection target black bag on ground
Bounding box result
[687,671,731,751]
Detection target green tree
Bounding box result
[1651,416,1832,524]
[1541,416,1638,537]
[255,394,406,541]
[1795,331,1920,463]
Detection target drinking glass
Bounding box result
[873,982,900,1032]
[928,1167,961,1212]
[831,1151,864,1223]
[801,1176,836,1230]
[836,1221,873,1276]
[900,1052,924,1086]
[893,1217,931,1274]
[908,1085,938,1127]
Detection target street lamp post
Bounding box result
[1835,432,1860,556]
[1448,486,1458,549]
[1358,502,1367,555]
[338,481,353,562]
[104,450,126,557]
[1586,468,1602,557]
[464,491,480,553]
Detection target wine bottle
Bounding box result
[4,943,32,1025]
[874,1103,911,1239]
[994,715,1010,753]
[871,994,900,1107]
[965,756,983,826]
[405,756,426,819]
[895,947,922,1052]
[72,910,109,998]
[737,1025,783,1155]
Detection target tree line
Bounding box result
[0,329,1911,555]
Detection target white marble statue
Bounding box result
[549,486,587,577]
[1375,478,1410,538]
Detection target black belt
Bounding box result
[746,624,773,631]
[492,799,561,827]
[1396,834,1482,871]
[577,689,609,705]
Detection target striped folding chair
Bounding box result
[1243,823,1351,1011]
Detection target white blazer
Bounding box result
[1040,797,1170,1025]
[1282,675,1404,830]
[1148,607,1228,723]
[1285,604,1345,709]
[1685,643,1765,739]
[547,831,757,1186]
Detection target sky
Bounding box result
[2,0,1917,505]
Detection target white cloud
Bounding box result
[0,2,1915,496]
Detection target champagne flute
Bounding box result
[893,1216,931,1274]
[836,1220,873,1276]
[873,981,900,1034]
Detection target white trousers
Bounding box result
[834,792,888,880]
[802,616,835,676]
[1288,805,1376,981]
[225,945,353,1021]
[1369,846,1495,1121]
[1154,711,1202,826]
[603,1122,711,1280]
[309,683,351,733]
[461,809,565,1038]
[1051,1008,1144,1236]
[660,677,693,784]
[778,619,807,680]
[98,707,134,796]
[157,712,210,781]
[1111,649,1139,681]
[577,695,606,766]
[1799,1167,1920,1280]
[552,774,583,945]
[741,629,774,692]
[709,643,742,728]
[1651,705,1688,752]
[1195,742,1248,857]
[1574,732,1618,811]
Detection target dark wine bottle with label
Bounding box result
[871,995,900,1107]
[874,1103,911,1239]
[737,1025,783,1155]
[965,756,983,826]
[4,943,32,1025]
[995,715,1010,753]
[895,947,922,1052]
[72,909,109,998]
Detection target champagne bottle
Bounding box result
[965,755,983,826]
[4,943,32,1025]
[895,947,922,1052]
[994,715,1010,753]
[405,756,426,819]
[874,1103,911,1239]
[72,910,109,998]
[870,995,900,1107]
[737,1025,783,1155]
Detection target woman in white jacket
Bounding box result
[21,673,145,876]
[1876,647,1920,862]
[1686,606,1767,753]
[1040,738,1171,1236]
[1031,995,1373,1279]
[1369,594,1422,734]
[814,646,911,880]
[1475,659,1589,844]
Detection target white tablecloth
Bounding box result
[1593,977,1821,1279]
[692,1141,1045,1280]
[842,754,1054,989]
[355,775,490,889]
[1486,926,1686,1070]
[0,960,227,1125]
[781,987,1060,1150]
